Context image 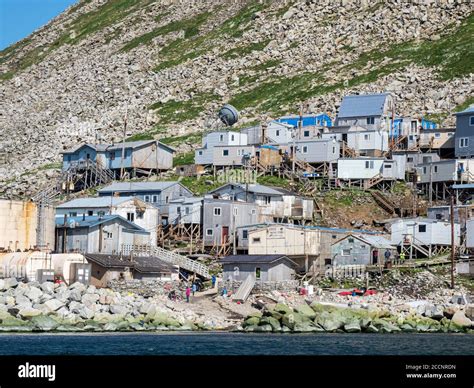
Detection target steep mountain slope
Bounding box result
[0,0,472,198]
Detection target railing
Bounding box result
[121,244,210,278]
[364,173,383,189]
[326,265,366,279]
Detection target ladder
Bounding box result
[122,244,211,278]
[370,190,396,215]
[232,274,256,302]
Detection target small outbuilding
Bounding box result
[220,254,299,282]
[331,234,396,266]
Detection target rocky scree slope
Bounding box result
[0,0,472,198]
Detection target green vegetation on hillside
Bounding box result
[125,126,168,141]
[159,133,203,147]
[121,11,211,52]
[221,39,270,59]
[149,93,218,124]
[256,175,290,187]
[173,151,195,167]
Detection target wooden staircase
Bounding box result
[341,141,357,158]
[364,173,384,189]
[122,244,211,278]
[370,190,396,216]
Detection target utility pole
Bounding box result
[450,194,455,289]
[429,164,433,206]
[120,74,130,180]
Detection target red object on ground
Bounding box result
[338,291,352,296]
[364,290,377,296]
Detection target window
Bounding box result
[423,167,427,174]
[325,258,332,265]
[231,134,235,141]
[384,164,392,169]
[97,211,105,217]
[242,230,248,239]
[348,238,354,243]
[418,224,427,233]
[222,149,229,156]
[264,196,271,205]
[407,157,413,162]
[251,209,256,215]
[252,237,261,243]
[255,267,261,280]
[233,207,238,216]
[219,134,224,142]
[434,133,441,138]
[165,196,169,204]
[422,156,432,164]
[435,213,442,220]
[109,152,115,160]
[304,130,310,137]
[276,130,280,136]
[87,210,94,216]
[152,195,158,203]
[342,249,351,256]
[198,151,203,156]
[366,117,375,125]
[470,116,474,126]
[206,229,213,236]
[364,134,370,140]
[434,166,438,173]
[177,206,181,214]
[137,212,144,219]
[185,207,190,215]
[459,138,469,148]
[127,212,135,222]
[69,212,77,217]
[365,161,374,169]
[302,146,308,154]
[106,232,113,239]
[409,135,414,140]
[144,195,150,203]
[332,235,337,239]
[332,147,336,153]
[214,207,222,216]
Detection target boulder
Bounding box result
[243,316,260,327]
[43,299,65,312]
[40,282,55,294]
[69,282,86,293]
[254,324,273,333]
[15,295,32,309]
[344,321,361,333]
[259,316,280,331]
[25,286,43,302]
[0,279,5,290]
[282,312,304,330]
[4,278,18,289]
[18,308,42,318]
[366,324,379,333]
[85,285,97,294]
[451,310,473,328]
[69,289,83,302]
[103,323,118,331]
[31,315,59,331]
[82,293,100,305]
[295,304,316,319]
[274,303,292,315]
[465,304,474,320]
[109,304,128,315]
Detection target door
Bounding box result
[372,250,378,265]
[342,134,348,143]
[222,226,229,244]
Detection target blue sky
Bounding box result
[0,0,78,50]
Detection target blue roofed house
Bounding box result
[454,105,474,158]
[55,215,150,254]
[97,181,193,224]
[276,113,333,128]
[335,93,395,131]
[61,140,175,176]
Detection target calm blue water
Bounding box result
[0,333,472,355]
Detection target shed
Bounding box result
[220,254,299,282]
[331,234,395,266]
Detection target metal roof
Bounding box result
[169,196,203,204]
[61,143,109,154]
[454,105,474,116]
[55,215,146,231]
[236,222,380,235]
[98,181,182,193]
[337,93,389,118]
[107,140,156,151]
[220,254,298,267]
[84,254,175,273]
[211,183,289,196]
[57,196,138,208]
[354,234,394,249]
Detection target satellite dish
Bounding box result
[218,104,239,127]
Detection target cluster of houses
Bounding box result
[2,92,474,289]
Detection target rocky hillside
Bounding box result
[0,0,472,198]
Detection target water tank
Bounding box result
[218,104,239,126]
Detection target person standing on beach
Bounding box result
[185,286,191,303]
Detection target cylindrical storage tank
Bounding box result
[51,253,87,285]
[218,104,239,126]
[0,251,52,281]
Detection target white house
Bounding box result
[295,139,339,163]
[337,158,403,180]
[195,131,248,165]
[168,197,203,225]
[56,196,159,246]
[390,218,460,247]
[416,159,474,184]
